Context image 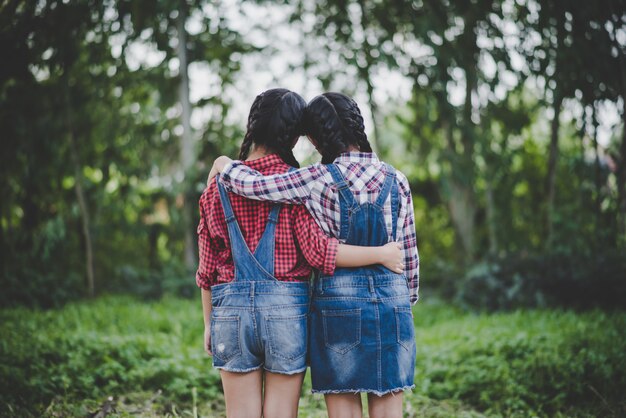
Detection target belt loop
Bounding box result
[368,276,375,294]
[317,274,324,295]
[250,281,255,300]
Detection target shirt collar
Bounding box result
[243,153,288,171]
[334,151,380,164]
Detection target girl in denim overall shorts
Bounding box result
[210,92,419,418]
[197,89,405,418]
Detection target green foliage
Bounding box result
[0,296,223,417]
[1,297,624,417]
[458,250,626,311]
[411,299,626,417]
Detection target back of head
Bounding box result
[239,88,306,167]
[303,92,372,164]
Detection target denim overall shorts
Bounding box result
[210,179,310,374]
[309,163,416,395]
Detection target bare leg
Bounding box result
[367,392,403,418]
[324,393,363,418]
[220,369,263,418]
[263,371,305,418]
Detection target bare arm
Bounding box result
[336,242,404,273]
[207,156,232,184]
[201,288,212,356]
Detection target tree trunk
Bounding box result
[65,87,95,297]
[618,101,626,238]
[545,93,563,244]
[485,179,498,256]
[442,118,476,259]
[366,80,381,154]
[176,4,196,272]
[448,177,477,260]
[608,0,626,239]
[591,105,602,223]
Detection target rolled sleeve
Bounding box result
[195,185,222,289]
[293,205,338,275]
[321,238,339,276]
[397,173,420,304]
[196,219,215,290]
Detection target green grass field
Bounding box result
[1,296,624,417]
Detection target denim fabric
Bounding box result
[210,178,309,374]
[309,163,416,395]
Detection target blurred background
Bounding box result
[1,0,625,417]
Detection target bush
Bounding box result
[457,250,626,311]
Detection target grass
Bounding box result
[0,295,624,417]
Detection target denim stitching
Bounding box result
[395,306,413,351]
[211,315,241,363]
[322,308,361,354]
[265,313,308,361]
[311,384,416,396]
[374,301,382,393]
[263,365,307,375]
[214,364,263,374]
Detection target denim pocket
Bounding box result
[395,306,414,351]
[266,313,307,361]
[322,308,361,354]
[211,315,241,362]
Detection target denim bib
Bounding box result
[209,175,309,374]
[309,163,416,395]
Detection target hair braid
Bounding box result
[239,94,263,160]
[239,88,305,167]
[344,101,371,152]
[271,91,301,168]
[303,92,372,163]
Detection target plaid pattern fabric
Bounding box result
[196,154,338,290]
[220,152,420,304]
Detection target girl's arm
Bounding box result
[293,206,403,275]
[208,155,322,204]
[201,288,212,356]
[336,242,404,273]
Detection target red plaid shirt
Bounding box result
[196,154,339,289]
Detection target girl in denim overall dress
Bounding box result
[197,89,406,418]
[210,92,419,418]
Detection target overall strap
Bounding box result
[390,175,400,241]
[252,202,281,275]
[252,166,295,274]
[217,174,237,224]
[375,164,396,207]
[376,164,400,240]
[327,163,358,241]
[216,175,276,281]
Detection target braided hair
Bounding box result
[239,88,305,168]
[302,92,372,164]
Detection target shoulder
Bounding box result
[387,164,412,198]
[200,179,220,208]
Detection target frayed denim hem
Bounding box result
[264,366,307,375]
[213,364,263,373]
[311,384,415,397]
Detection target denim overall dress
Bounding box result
[210,179,310,374]
[309,163,416,395]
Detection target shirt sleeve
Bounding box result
[219,161,323,204]
[396,172,420,304]
[292,205,339,275]
[195,184,225,290]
